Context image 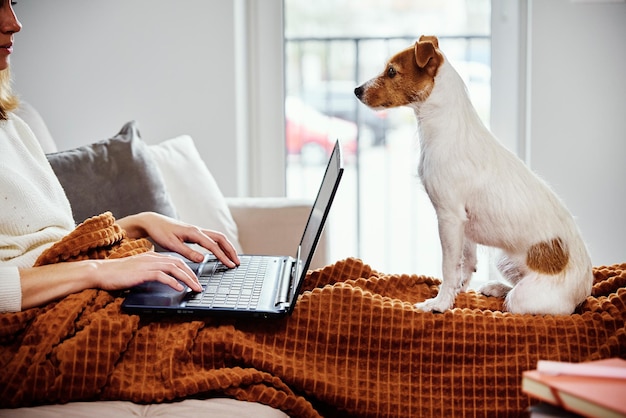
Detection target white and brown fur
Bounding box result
[354,35,593,315]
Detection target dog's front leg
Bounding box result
[460,239,477,292]
[415,213,466,312]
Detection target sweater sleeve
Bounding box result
[0,266,22,312]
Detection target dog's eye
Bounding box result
[387,66,397,78]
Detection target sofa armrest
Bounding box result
[226,197,328,271]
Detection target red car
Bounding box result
[286,96,357,165]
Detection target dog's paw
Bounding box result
[478,281,512,298]
[414,297,452,313]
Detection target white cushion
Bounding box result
[149,136,242,253]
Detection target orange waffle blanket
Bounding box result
[1,212,625,417]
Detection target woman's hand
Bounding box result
[90,251,203,292]
[116,212,240,267]
[19,251,203,310]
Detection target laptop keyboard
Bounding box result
[184,256,266,310]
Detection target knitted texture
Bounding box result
[33,212,152,265]
[1,213,624,417]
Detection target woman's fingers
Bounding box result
[175,228,240,268]
[153,254,203,292]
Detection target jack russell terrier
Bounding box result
[354,35,593,315]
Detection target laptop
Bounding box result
[122,140,344,318]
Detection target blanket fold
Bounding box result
[1,212,625,418]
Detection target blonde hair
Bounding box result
[0,68,19,120]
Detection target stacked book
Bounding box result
[522,358,626,418]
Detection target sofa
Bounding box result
[1,102,321,417]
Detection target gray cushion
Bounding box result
[46,121,177,223]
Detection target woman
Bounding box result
[0,0,240,312]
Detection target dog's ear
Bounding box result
[414,37,441,76]
[418,35,439,48]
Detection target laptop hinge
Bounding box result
[274,249,300,308]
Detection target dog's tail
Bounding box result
[500,239,593,315]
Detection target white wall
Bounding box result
[11,1,247,196]
[526,0,625,266]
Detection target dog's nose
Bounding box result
[354,85,363,99]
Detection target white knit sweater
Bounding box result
[0,114,74,312]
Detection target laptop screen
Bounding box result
[297,140,344,279]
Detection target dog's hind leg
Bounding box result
[479,281,512,298]
[478,252,517,298]
[505,273,577,315]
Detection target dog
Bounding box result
[354,35,593,315]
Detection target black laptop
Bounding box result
[121,140,343,318]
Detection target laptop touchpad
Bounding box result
[126,281,188,306]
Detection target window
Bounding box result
[284,0,492,283]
